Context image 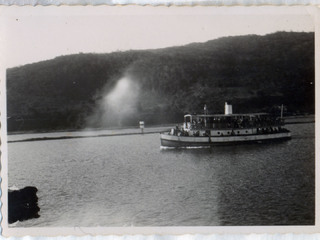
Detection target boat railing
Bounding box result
[167,124,289,137]
[188,122,285,131]
[185,114,285,131]
[167,125,289,137]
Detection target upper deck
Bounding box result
[182,103,285,131]
[184,113,269,118]
[183,113,284,131]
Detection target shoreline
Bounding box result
[7,123,175,136]
[7,126,173,143]
[7,130,169,143]
[6,115,315,136]
[7,117,314,143]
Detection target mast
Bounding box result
[204,104,208,127]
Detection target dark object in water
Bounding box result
[8,186,40,224]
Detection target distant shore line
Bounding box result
[7,116,314,143]
[7,123,174,136]
[6,115,315,136]
[7,130,168,143]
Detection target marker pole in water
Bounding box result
[280,104,284,119]
[139,121,144,134]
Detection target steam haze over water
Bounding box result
[86,75,141,127]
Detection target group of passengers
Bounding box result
[170,126,188,136]
[188,116,283,130]
[170,124,288,137]
[170,126,204,137]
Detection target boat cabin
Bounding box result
[167,103,288,139]
[183,103,283,131]
[183,113,283,131]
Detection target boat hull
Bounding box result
[160,132,291,148]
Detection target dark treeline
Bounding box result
[7,31,314,132]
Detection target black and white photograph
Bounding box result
[0,5,318,236]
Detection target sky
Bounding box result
[0,6,315,68]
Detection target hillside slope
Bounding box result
[7,32,314,132]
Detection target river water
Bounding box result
[8,123,315,227]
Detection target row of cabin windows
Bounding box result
[217,130,249,135]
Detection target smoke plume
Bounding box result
[86,75,141,128]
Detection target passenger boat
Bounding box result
[160,102,291,147]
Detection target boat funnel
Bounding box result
[224,102,233,115]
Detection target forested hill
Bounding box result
[7,31,314,132]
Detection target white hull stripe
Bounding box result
[160,132,291,143]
